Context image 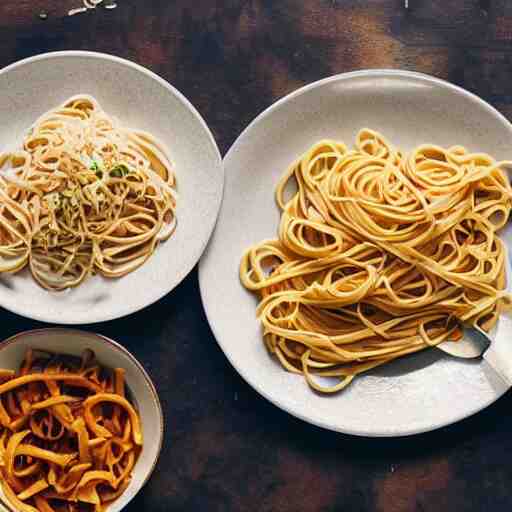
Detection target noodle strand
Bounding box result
[240,129,512,393]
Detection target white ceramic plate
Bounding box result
[0,51,223,324]
[199,70,512,437]
[0,328,163,512]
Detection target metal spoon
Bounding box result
[436,325,491,359]
[436,313,512,385]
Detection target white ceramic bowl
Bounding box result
[0,51,223,324]
[0,328,163,512]
[199,70,512,437]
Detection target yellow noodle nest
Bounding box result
[0,349,142,512]
[240,129,512,393]
[0,95,177,291]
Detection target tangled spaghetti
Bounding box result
[0,349,142,512]
[0,95,176,290]
[240,129,512,393]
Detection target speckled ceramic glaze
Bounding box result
[0,328,163,512]
[199,70,512,437]
[0,51,223,324]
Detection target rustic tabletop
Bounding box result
[1,1,512,511]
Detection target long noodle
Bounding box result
[0,95,177,290]
[240,129,512,393]
[0,348,142,512]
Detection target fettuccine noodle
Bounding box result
[0,95,177,290]
[240,129,512,393]
[0,348,142,512]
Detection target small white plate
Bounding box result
[0,51,223,324]
[0,328,163,512]
[199,70,512,437]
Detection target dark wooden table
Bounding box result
[1,1,512,511]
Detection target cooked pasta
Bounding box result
[0,95,177,291]
[240,129,512,393]
[0,349,142,512]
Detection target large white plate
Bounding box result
[0,51,223,324]
[199,70,512,436]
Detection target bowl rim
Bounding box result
[199,68,512,437]
[0,50,224,324]
[0,327,164,512]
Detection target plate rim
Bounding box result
[0,50,224,324]
[199,69,512,437]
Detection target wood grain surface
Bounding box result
[1,1,512,511]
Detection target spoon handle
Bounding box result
[483,313,512,386]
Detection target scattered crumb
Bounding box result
[68,7,87,16]
[68,0,118,16]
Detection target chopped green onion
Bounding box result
[109,163,130,178]
[45,192,61,210]
[92,152,105,168]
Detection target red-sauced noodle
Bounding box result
[0,349,142,512]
